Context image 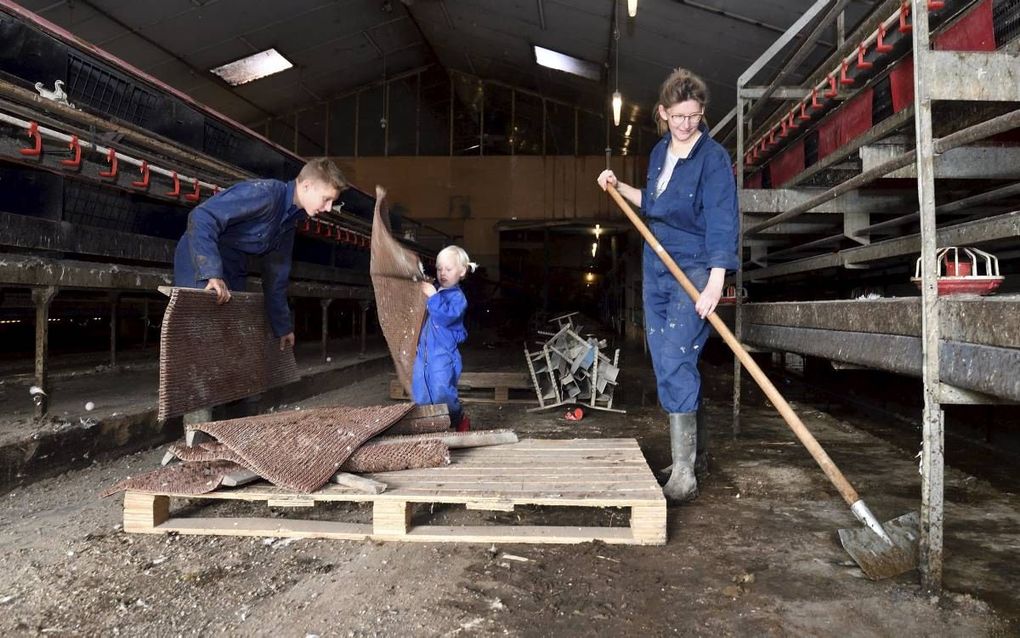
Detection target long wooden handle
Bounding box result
[606,184,860,507]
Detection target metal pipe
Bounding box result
[912,0,943,595]
[743,0,854,130]
[858,182,1020,235]
[321,298,332,363]
[359,301,370,357]
[109,292,119,367]
[0,111,221,191]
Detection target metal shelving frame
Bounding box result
[730,0,1020,593]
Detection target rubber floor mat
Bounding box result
[341,439,450,473]
[370,186,427,397]
[157,287,298,421]
[101,460,243,497]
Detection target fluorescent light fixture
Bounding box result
[534,45,601,81]
[628,0,638,17]
[210,48,293,86]
[612,91,622,126]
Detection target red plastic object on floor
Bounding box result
[457,415,471,432]
[564,407,584,422]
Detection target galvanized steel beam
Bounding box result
[743,298,1020,349]
[741,323,1020,403]
[741,210,1020,281]
[860,145,1020,180]
[0,252,372,299]
[740,189,911,214]
[941,342,1020,403]
[926,51,1020,102]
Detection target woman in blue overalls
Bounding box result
[598,68,739,502]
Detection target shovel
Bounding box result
[605,184,919,580]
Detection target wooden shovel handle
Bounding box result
[606,184,860,507]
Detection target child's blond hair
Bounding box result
[438,245,478,275]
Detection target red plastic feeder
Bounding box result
[911,247,1004,296]
[719,285,748,305]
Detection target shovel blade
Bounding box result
[838,511,920,580]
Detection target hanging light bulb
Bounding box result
[612,91,622,127]
[628,0,637,17]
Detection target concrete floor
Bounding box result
[0,337,1017,636]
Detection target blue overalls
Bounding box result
[173,179,303,338]
[641,124,740,413]
[411,285,468,424]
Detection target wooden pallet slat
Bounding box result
[122,438,667,546]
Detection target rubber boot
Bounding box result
[662,412,698,502]
[694,405,709,481]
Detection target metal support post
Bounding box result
[320,298,333,363]
[359,300,371,357]
[911,0,944,595]
[141,298,150,351]
[733,96,745,437]
[109,292,119,367]
[32,286,57,418]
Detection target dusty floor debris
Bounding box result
[1,343,1017,635]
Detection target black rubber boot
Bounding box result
[662,412,698,502]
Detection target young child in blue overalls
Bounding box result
[412,245,476,432]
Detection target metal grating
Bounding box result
[871,76,894,127]
[65,55,160,126]
[203,120,243,159]
[804,131,820,168]
[993,0,1020,45]
[186,404,415,492]
[63,180,136,232]
[157,287,299,420]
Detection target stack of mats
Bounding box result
[102,403,454,497]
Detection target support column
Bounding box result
[141,298,150,351]
[32,286,58,418]
[912,0,944,595]
[733,96,746,438]
[359,300,371,357]
[542,229,551,312]
[320,298,333,363]
[109,292,120,367]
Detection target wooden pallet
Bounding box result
[389,371,533,404]
[123,438,667,546]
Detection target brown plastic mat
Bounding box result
[157,287,298,421]
[370,186,428,396]
[341,439,450,473]
[101,460,243,497]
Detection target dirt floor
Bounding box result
[1,339,1018,636]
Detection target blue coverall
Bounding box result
[173,179,303,338]
[411,285,468,425]
[641,124,740,413]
